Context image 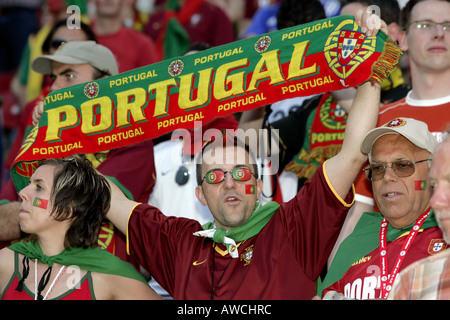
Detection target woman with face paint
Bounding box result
[0,158,161,300]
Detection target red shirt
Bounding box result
[1,252,94,300]
[127,162,354,299]
[96,26,160,72]
[143,2,235,48]
[323,226,447,299]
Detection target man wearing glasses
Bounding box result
[320,117,444,299]
[353,0,450,239]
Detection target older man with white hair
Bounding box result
[320,117,447,300]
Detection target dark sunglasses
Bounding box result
[50,39,66,50]
[363,158,431,182]
[202,167,256,184]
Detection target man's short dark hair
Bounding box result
[195,131,259,185]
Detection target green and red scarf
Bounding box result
[9,240,148,284]
[11,15,402,192]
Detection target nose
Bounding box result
[223,171,237,189]
[433,24,445,38]
[431,183,450,211]
[382,165,398,182]
[18,185,30,202]
[50,78,62,92]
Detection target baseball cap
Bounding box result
[360,118,438,160]
[32,40,118,76]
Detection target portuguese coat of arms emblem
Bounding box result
[324,18,376,83]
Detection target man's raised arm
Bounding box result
[325,10,387,200]
[106,177,140,234]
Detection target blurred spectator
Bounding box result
[91,0,161,71]
[239,0,340,39]
[4,19,97,187]
[143,0,235,59]
[0,0,41,73]
[209,0,259,37]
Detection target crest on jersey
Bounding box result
[324,19,376,81]
[240,245,254,266]
[428,239,447,255]
[385,118,407,128]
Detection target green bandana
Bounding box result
[8,240,147,284]
[193,201,280,257]
[318,209,438,296]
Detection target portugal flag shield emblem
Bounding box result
[428,239,448,255]
[338,31,366,66]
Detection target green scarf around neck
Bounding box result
[195,201,280,256]
[8,240,147,284]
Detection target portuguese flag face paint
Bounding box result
[245,184,255,195]
[415,180,427,191]
[33,197,48,209]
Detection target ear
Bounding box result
[195,185,208,206]
[387,22,401,43]
[255,178,263,199]
[398,29,408,51]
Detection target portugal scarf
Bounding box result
[8,240,148,284]
[193,201,280,258]
[11,15,402,192]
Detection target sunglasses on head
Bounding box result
[202,167,255,184]
[363,158,431,182]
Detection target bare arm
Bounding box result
[0,249,15,295]
[325,82,380,200]
[324,10,387,200]
[0,202,22,241]
[93,272,162,300]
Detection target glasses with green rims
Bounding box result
[409,20,450,32]
[363,158,432,182]
[202,167,256,184]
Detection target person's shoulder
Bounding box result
[379,97,408,114]
[0,248,15,273]
[0,247,14,260]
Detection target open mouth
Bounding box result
[384,192,401,198]
[224,195,241,204]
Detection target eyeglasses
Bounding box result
[409,20,450,32]
[363,158,431,182]
[202,167,256,184]
[50,39,66,50]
